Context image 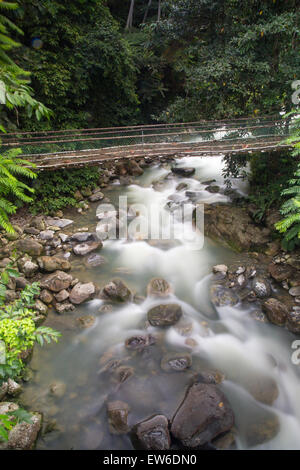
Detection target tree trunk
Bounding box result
[143,0,152,23]
[125,0,135,31]
[157,0,161,22]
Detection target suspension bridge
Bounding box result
[0,116,291,170]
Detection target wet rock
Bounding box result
[161,353,192,372]
[99,304,113,314]
[115,366,134,384]
[245,375,279,405]
[213,264,228,276]
[39,230,54,241]
[15,277,29,290]
[148,304,182,327]
[37,256,71,272]
[210,284,239,307]
[35,299,48,316]
[89,191,104,202]
[125,334,156,351]
[201,204,271,252]
[58,233,68,243]
[50,381,66,398]
[7,378,22,397]
[54,289,69,303]
[69,282,96,304]
[3,412,42,450]
[73,240,102,256]
[268,263,294,282]
[147,278,172,297]
[132,415,170,450]
[54,302,75,314]
[171,383,234,448]
[39,289,53,305]
[24,227,40,236]
[102,279,132,302]
[212,431,236,450]
[252,276,271,298]
[22,260,39,278]
[289,286,300,297]
[40,271,73,292]
[205,185,220,193]
[286,311,300,334]
[45,217,73,228]
[107,401,129,435]
[30,216,45,231]
[176,182,188,191]
[17,239,43,257]
[126,160,144,176]
[69,232,94,243]
[191,370,225,385]
[85,253,106,267]
[245,413,279,446]
[77,315,96,329]
[262,298,288,326]
[171,167,195,177]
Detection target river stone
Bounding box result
[286,311,300,334]
[289,286,300,297]
[132,415,170,450]
[54,289,69,302]
[73,240,102,256]
[22,260,39,278]
[54,302,75,314]
[39,230,54,241]
[0,406,42,450]
[37,256,71,272]
[69,232,94,243]
[17,239,43,257]
[45,217,73,228]
[50,381,66,398]
[268,263,294,282]
[69,282,96,304]
[252,276,271,298]
[147,304,182,327]
[210,284,239,307]
[191,370,225,385]
[85,253,106,267]
[24,227,40,236]
[125,334,156,350]
[7,379,22,397]
[213,264,228,275]
[0,383,8,401]
[171,167,195,177]
[107,401,129,435]
[161,353,192,372]
[262,298,288,326]
[102,279,132,302]
[39,289,53,304]
[77,315,96,329]
[40,271,73,292]
[89,191,104,202]
[206,185,220,193]
[147,278,172,297]
[35,299,48,316]
[171,383,234,448]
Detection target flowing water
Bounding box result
[20,156,300,450]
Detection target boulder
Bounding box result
[268,263,294,282]
[54,289,69,303]
[147,278,172,297]
[22,260,39,278]
[262,298,288,326]
[73,240,102,256]
[201,204,271,252]
[85,253,106,267]
[39,289,53,304]
[147,304,182,327]
[69,232,94,243]
[252,276,271,298]
[0,403,42,450]
[39,230,54,241]
[210,284,239,307]
[89,191,104,202]
[54,302,75,314]
[126,160,144,176]
[69,282,96,304]
[125,334,156,351]
[37,256,71,272]
[286,311,300,334]
[171,383,234,447]
[213,264,228,275]
[7,379,22,397]
[30,216,45,231]
[17,239,43,257]
[35,299,48,316]
[107,401,129,435]
[45,217,73,228]
[132,415,170,450]
[171,167,195,177]
[40,271,73,292]
[205,185,220,193]
[102,279,132,302]
[161,353,192,372]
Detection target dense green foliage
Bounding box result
[30,166,100,214]
[275,114,300,250]
[0,265,60,383]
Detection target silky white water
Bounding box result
[21,156,300,450]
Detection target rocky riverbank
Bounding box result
[1,155,299,450]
